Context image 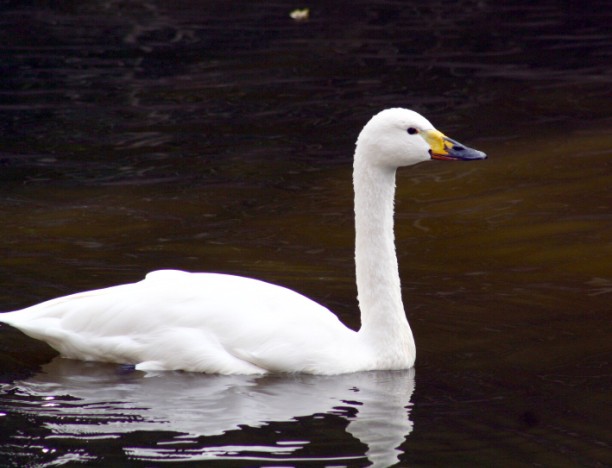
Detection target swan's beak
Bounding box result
[422,129,487,161]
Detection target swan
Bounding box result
[0,108,486,374]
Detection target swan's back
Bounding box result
[2,270,360,374]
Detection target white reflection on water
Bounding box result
[3,358,415,467]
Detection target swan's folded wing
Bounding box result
[1,270,359,374]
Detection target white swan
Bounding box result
[0,108,486,374]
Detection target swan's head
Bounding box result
[355,108,487,168]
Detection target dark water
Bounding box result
[0,0,610,466]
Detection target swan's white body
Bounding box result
[1,108,485,374]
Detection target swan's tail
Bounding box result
[0,311,19,325]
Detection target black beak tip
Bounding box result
[457,149,487,161]
[445,138,487,161]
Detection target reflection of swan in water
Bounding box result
[3,358,415,467]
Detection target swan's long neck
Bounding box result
[353,148,415,364]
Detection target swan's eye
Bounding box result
[407,127,418,135]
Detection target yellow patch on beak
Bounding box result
[421,129,449,157]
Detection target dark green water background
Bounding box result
[0,1,610,466]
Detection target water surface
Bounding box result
[0,0,610,466]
